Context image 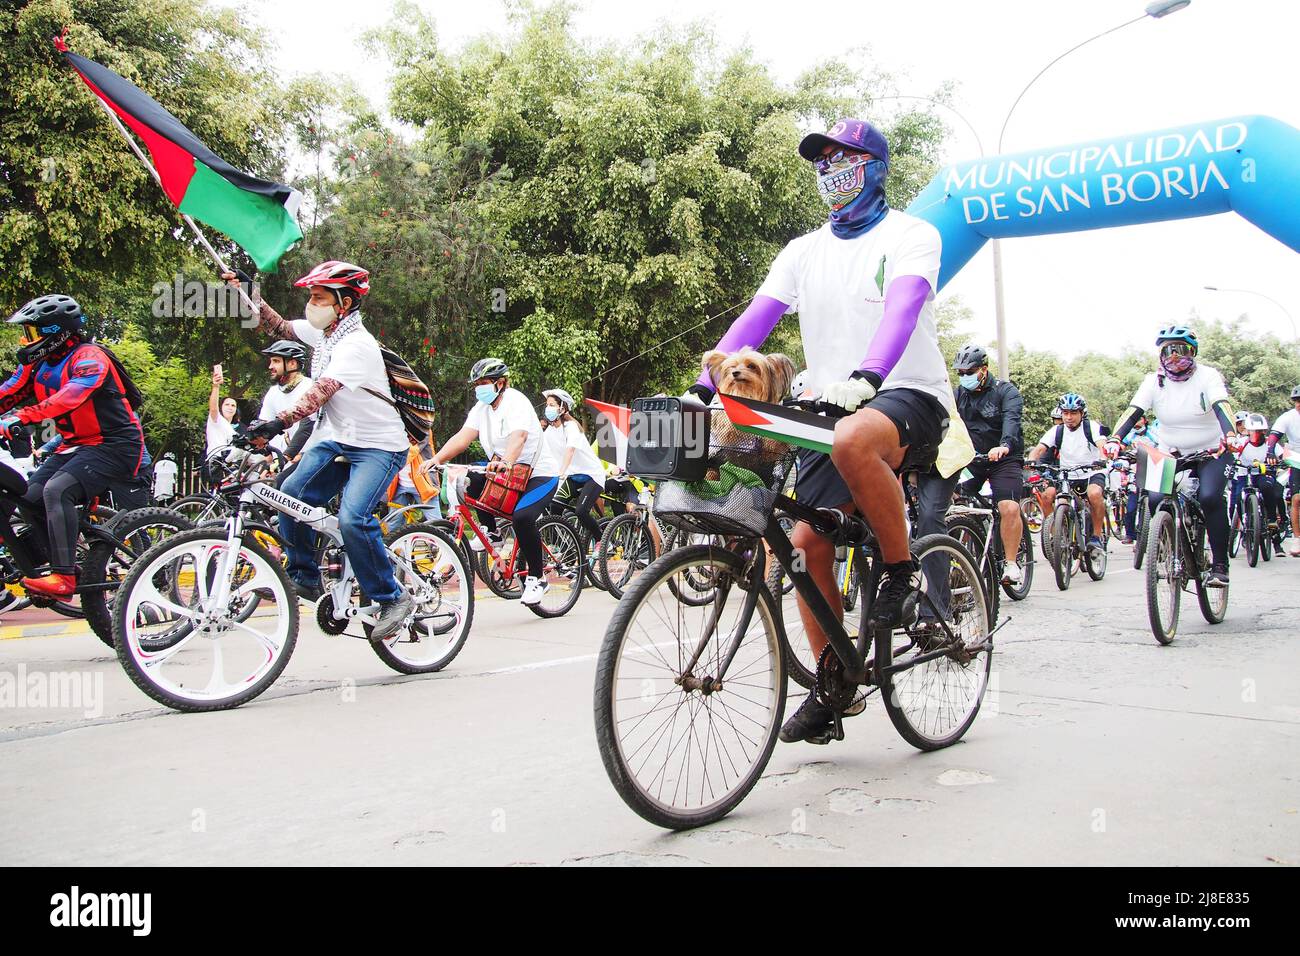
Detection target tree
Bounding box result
[2,0,288,321]
[374,1,950,405]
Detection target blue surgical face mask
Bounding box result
[544,406,560,422]
[959,373,981,391]
[475,383,499,405]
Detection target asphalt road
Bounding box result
[1,541,1297,866]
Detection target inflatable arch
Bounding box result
[904,115,1300,289]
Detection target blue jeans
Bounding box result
[393,489,442,521]
[279,440,405,603]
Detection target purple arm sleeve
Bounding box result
[694,295,789,391]
[855,275,932,389]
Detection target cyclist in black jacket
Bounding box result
[952,343,1027,583]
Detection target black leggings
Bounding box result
[18,470,87,574]
[466,473,558,578]
[1146,451,1232,566]
[570,478,604,541]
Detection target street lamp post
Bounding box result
[990,0,1190,380]
[1204,285,1298,339]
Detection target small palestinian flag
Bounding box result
[57,36,302,271]
[1136,444,1176,495]
[718,394,835,455]
[586,398,630,469]
[1280,446,1300,470]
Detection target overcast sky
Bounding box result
[220,0,1300,358]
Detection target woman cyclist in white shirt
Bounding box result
[537,388,606,545]
[1105,325,1237,586]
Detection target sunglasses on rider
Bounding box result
[19,324,42,345]
[813,148,871,174]
[1159,341,1195,358]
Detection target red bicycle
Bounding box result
[433,464,585,618]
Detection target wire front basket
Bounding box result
[653,436,796,538]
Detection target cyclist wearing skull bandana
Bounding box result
[686,118,950,746]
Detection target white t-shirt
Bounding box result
[1129,365,1229,454]
[1037,420,1106,471]
[463,387,541,466]
[756,210,949,404]
[1272,408,1300,446]
[258,375,315,453]
[534,420,606,483]
[206,414,235,454]
[153,458,179,498]
[1237,440,1269,469]
[290,319,409,453]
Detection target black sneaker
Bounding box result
[369,591,414,641]
[292,578,323,604]
[778,693,835,744]
[1274,540,1287,557]
[1205,563,1229,588]
[869,559,920,629]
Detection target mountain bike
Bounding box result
[946,455,1034,611]
[435,464,585,618]
[595,399,993,829]
[599,485,663,599]
[1031,461,1109,590]
[0,428,192,644]
[1143,449,1229,645]
[548,477,617,592]
[112,441,474,711]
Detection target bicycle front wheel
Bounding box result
[113,528,298,711]
[601,511,658,599]
[1000,513,1034,602]
[594,544,786,830]
[1051,507,1073,591]
[880,533,992,751]
[1145,510,1180,645]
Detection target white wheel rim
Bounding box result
[384,530,471,665]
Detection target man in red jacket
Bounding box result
[0,294,144,597]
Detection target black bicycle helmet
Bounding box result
[9,294,84,365]
[261,340,308,363]
[953,343,988,370]
[1291,385,1300,401]
[468,357,509,383]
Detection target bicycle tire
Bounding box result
[1244,494,1260,567]
[1192,522,1228,625]
[1133,497,1150,569]
[600,511,658,599]
[594,544,785,829]
[1145,509,1179,645]
[880,533,992,751]
[368,523,475,673]
[1051,507,1073,591]
[524,517,585,618]
[944,514,1000,625]
[113,527,299,711]
[82,507,194,646]
[476,523,523,600]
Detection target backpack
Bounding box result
[83,342,144,411]
[362,343,436,445]
[1051,417,1101,460]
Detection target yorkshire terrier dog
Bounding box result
[702,346,795,472]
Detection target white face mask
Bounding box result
[305,302,338,330]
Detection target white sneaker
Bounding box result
[1002,562,1022,585]
[520,575,549,606]
[467,534,485,552]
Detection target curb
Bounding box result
[0,620,92,641]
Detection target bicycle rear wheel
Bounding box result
[999,512,1034,602]
[880,534,992,751]
[1193,523,1228,624]
[526,517,584,618]
[594,544,785,829]
[113,528,298,711]
[82,507,194,646]
[476,523,522,600]
[1145,510,1180,645]
[369,523,474,673]
[1244,495,1260,567]
[944,514,999,625]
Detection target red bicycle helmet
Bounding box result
[294,261,370,308]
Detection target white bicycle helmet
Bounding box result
[1244,413,1269,431]
[542,388,577,411]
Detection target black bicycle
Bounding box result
[0,427,192,645]
[594,399,993,829]
[1143,449,1229,645]
[1031,461,1109,591]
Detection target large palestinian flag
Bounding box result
[1135,444,1176,495]
[57,37,302,271]
[718,394,836,454]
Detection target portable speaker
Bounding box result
[626,397,710,481]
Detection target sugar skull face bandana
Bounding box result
[815,152,889,239]
[1159,341,1196,381]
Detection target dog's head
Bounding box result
[703,347,795,403]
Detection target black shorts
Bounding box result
[1290,469,1300,495]
[1068,473,1107,496]
[960,456,1026,504]
[794,387,948,509]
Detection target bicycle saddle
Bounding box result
[0,462,27,497]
